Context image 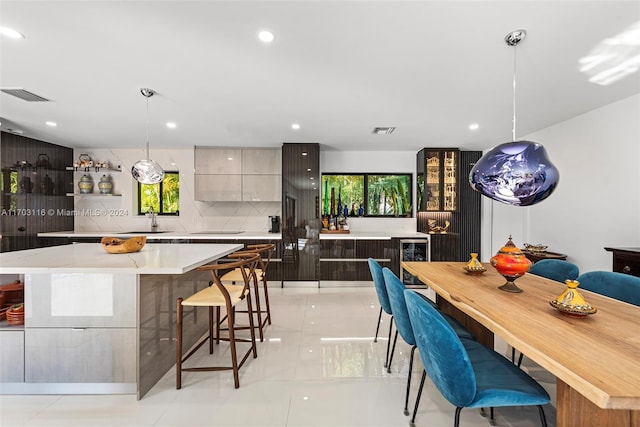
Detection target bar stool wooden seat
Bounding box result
[176,253,260,389]
[220,244,275,342]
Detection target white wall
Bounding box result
[72,147,280,233]
[485,94,640,274]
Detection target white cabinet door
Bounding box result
[195,148,241,174]
[25,328,136,383]
[195,174,242,201]
[242,149,281,174]
[0,330,24,382]
[242,175,281,201]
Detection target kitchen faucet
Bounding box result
[147,207,158,231]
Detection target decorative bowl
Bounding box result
[523,243,548,254]
[6,303,24,325]
[463,266,487,275]
[0,280,24,303]
[101,236,146,254]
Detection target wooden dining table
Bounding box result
[401,261,640,427]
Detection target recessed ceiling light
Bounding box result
[291,123,300,130]
[0,27,25,39]
[166,122,176,129]
[227,157,233,160]
[469,123,480,130]
[258,30,275,43]
[45,121,57,127]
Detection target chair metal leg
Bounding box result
[384,315,394,368]
[410,370,427,427]
[374,307,383,342]
[517,352,524,367]
[404,345,417,416]
[208,306,214,354]
[537,405,548,427]
[175,298,183,390]
[387,329,398,373]
[454,407,463,427]
[490,407,495,426]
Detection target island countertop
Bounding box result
[0,243,242,274]
[38,230,429,240]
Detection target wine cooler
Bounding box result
[400,239,430,286]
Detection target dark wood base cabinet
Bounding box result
[605,247,640,277]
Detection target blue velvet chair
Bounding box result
[382,268,476,417]
[368,258,394,369]
[404,289,550,427]
[576,271,640,306]
[529,259,579,283]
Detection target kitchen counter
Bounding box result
[37,231,282,240]
[38,230,428,240]
[0,243,242,274]
[0,243,242,398]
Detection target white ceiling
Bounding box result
[1,1,639,152]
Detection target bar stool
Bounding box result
[220,244,275,342]
[176,253,260,389]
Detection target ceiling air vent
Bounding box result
[372,126,396,135]
[1,88,50,102]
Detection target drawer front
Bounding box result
[25,327,136,383]
[613,254,640,277]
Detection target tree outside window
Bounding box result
[137,171,180,215]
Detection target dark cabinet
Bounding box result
[605,247,640,278]
[281,143,320,283]
[319,239,395,282]
[417,149,481,262]
[417,148,459,212]
[1,132,74,252]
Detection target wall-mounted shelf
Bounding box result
[66,166,122,173]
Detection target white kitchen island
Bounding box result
[0,243,242,398]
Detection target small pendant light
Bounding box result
[131,88,165,185]
[469,30,559,206]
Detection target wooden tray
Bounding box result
[320,230,350,234]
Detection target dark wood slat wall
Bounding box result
[1,131,74,252]
[457,150,482,261]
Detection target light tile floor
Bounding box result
[0,287,556,427]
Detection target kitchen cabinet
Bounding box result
[0,131,74,252]
[281,143,320,283]
[416,148,458,212]
[319,239,395,283]
[24,273,137,384]
[416,150,482,262]
[0,329,24,382]
[194,147,281,201]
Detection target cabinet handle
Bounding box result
[623,266,631,273]
[71,328,86,331]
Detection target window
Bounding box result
[137,171,180,215]
[321,173,412,217]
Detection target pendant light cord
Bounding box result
[145,94,150,160]
[512,42,517,141]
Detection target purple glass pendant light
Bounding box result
[469,30,559,206]
[132,88,165,185]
